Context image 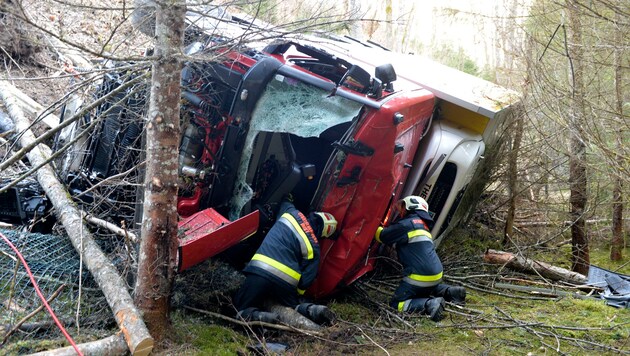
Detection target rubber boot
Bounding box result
[237,307,280,323]
[296,303,336,325]
[446,287,466,305]
[295,303,313,317]
[423,297,445,322]
[308,304,336,325]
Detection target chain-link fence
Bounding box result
[0,228,122,353]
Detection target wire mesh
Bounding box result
[0,229,114,350]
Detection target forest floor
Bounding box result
[152,222,629,356]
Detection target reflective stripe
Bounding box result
[375,226,384,243]
[403,271,443,287]
[398,300,411,312]
[297,288,306,295]
[280,213,314,260]
[250,254,301,286]
[407,229,432,244]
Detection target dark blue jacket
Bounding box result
[244,202,320,294]
[375,211,443,287]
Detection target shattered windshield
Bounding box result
[249,74,362,136]
[230,74,363,219]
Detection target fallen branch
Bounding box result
[493,283,596,300]
[183,305,323,337]
[265,303,321,331]
[82,211,138,244]
[456,279,552,301]
[29,333,128,356]
[2,285,65,344]
[46,35,93,70]
[1,83,59,128]
[0,87,153,355]
[1,318,71,335]
[483,249,587,284]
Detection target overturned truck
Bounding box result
[11,31,519,299]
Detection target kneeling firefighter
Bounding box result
[234,200,338,325]
[375,196,466,321]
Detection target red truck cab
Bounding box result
[175,39,434,297]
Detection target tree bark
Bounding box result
[483,249,587,285]
[29,333,128,356]
[0,81,153,355]
[133,1,185,341]
[566,1,589,275]
[610,10,624,261]
[504,114,523,246]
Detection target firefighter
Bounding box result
[375,195,466,321]
[233,200,338,325]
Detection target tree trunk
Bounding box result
[610,10,624,261]
[384,0,393,50]
[133,1,185,341]
[566,1,589,275]
[503,115,523,246]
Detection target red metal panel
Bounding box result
[310,89,434,297]
[177,209,259,272]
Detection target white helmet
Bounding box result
[315,212,337,238]
[400,196,429,212]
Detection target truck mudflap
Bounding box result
[177,208,259,272]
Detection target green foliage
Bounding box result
[428,43,480,76]
[239,0,279,25]
[590,245,630,275]
[439,224,503,257]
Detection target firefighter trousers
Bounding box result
[233,273,299,313]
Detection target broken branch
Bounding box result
[483,249,587,284]
[2,285,65,344]
[493,283,596,300]
[82,211,138,244]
